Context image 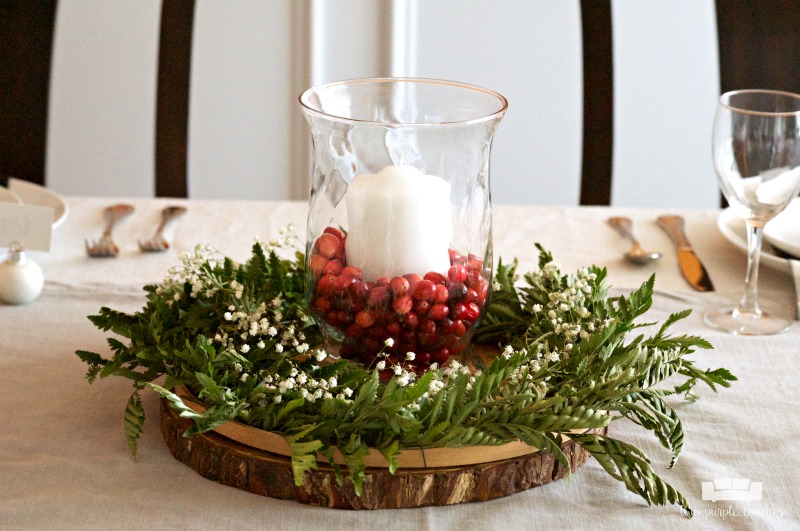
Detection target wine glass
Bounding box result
[705,89,800,335]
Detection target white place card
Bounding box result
[0,203,54,252]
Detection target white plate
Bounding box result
[717,207,790,272]
[0,186,22,204]
[764,198,800,259]
[6,178,68,228]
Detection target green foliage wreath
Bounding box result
[77,230,735,516]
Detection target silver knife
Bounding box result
[656,215,715,292]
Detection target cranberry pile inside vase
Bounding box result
[309,227,489,372]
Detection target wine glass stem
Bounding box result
[738,222,764,317]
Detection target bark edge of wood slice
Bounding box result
[159,398,605,509]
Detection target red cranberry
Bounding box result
[417,332,438,348]
[315,233,341,259]
[433,348,450,364]
[317,274,337,296]
[412,280,436,301]
[322,259,343,276]
[309,254,329,276]
[466,288,479,303]
[413,300,431,315]
[403,273,423,290]
[390,276,410,296]
[428,303,449,320]
[423,271,448,285]
[416,352,432,366]
[386,321,402,336]
[368,286,391,308]
[392,295,413,314]
[478,282,489,304]
[362,337,382,353]
[448,282,468,301]
[355,310,376,328]
[434,284,449,303]
[448,264,468,283]
[345,324,365,338]
[439,317,455,333]
[449,249,465,265]
[376,277,391,287]
[313,296,332,313]
[461,302,481,322]
[334,274,355,291]
[418,318,437,335]
[340,266,363,280]
[452,320,467,336]
[323,226,346,241]
[349,281,370,302]
[340,337,360,358]
[366,326,386,341]
[335,310,353,325]
[467,253,483,270]
[403,312,419,329]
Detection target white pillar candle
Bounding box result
[345,165,452,281]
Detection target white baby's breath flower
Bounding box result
[240,344,250,354]
[384,338,395,348]
[376,360,386,371]
[405,352,415,361]
[315,350,328,362]
[275,344,284,353]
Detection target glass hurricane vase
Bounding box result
[299,78,507,371]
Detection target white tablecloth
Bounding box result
[1,197,798,530]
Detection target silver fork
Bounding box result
[138,206,187,252]
[85,204,135,257]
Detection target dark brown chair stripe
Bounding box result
[0,0,57,187]
[155,0,195,198]
[579,0,614,206]
[716,0,800,95]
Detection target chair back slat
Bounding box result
[579,0,614,206]
[716,0,800,94]
[0,0,56,186]
[155,0,194,198]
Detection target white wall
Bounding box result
[611,0,720,208]
[45,0,723,208]
[188,1,295,200]
[47,0,161,197]
[415,0,583,206]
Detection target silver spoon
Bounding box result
[607,216,661,265]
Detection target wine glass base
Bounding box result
[704,307,791,336]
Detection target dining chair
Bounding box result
[3,1,800,205]
[584,0,800,207]
[0,0,191,198]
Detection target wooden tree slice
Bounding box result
[159,398,606,509]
